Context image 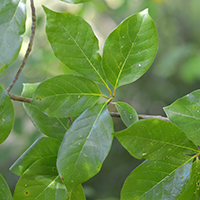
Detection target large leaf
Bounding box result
[0,85,14,144]
[115,102,138,127]
[13,156,68,200]
[0,0,26,72]
[43,6,107,86]
[31,75,102,118]
[178,157,200,200]
[121,159,194,200]
[102,9,158,89]
[22,83,68,141]
[60,0,93,3]
[10,137,60,176]
[57,103,113,191]
[0,174,13,200]
[113,119,198,161]
[164,89,200,145]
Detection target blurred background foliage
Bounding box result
[1,0,200,199]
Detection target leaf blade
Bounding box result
[31,75,101,118]
[0,85,14,144]
[0,174,13,200]
[10,137,61,176]
[121,159,193,200]
[102,9,158,88]
[113,119,198,161]
[0,0,26,71]
[115,102,138,127]
[43,6,106,85]
[164,89,200,145]
[57,103,114,191]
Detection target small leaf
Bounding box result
[57,103,113,191]
[31,75,102,118]
[113,119,198,160]
[178,157,200,200]
[43,6,107,86]
[10,137,60,176]
[0,0,26,72]
[22,83,68,141]
[60,0,93,3]
[66,185,86,200]
[0,174,13,200]
[121,159,193,200]
[102,9,158,88]
[115,102,138,127]
[13,157,68,200]
[164,89,200,145]
[0,85,14,144]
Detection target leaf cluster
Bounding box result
[0,0,200,199]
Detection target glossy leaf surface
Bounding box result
[0,85,14,144]
[10,137,60,176]
[164,89,200,145]
[113,119,198,160]
[178,157,200,200]
[0,174,13,200]
[43,7,106,85]
[0,0,26,72]
[115,102,138,127]
[61,0,93,3]
[102,9,158,88]
[57,103,113,191]
[22,83,68,141]
[32,75,101,118]
[13,156,68,200]
[121,159,193,200]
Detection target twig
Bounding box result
[110,112,170,122]
[8,94,32,103]
[6,0,36,93]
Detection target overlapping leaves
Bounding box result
[0,0,26,72]
[22,83,68,141]
[113,119,199,199]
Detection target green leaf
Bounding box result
[115,102,138,127]
[121,159,193,200]
[22,83,68,141]
[0,85,14,144]
[0,0,26,72]
[0,174,13,200]
[43,6,107,86]
[57,103,113,191]
[10,137,60,176]
[102,9,158,89]
[113,119,198,160]
[60,0,93,4]
[13,156,68,200]
[31,75,102,118]
[164,89,200,145]
[0,0,10,10]
[66,185,86,200]
[178,157,200,200]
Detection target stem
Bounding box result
[6,0,36,93]
[8,94,32,103]
[110,112,170,122]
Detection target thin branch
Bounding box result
[7,0,36,93]
[110,112,170,122]
[8,94,32,103]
